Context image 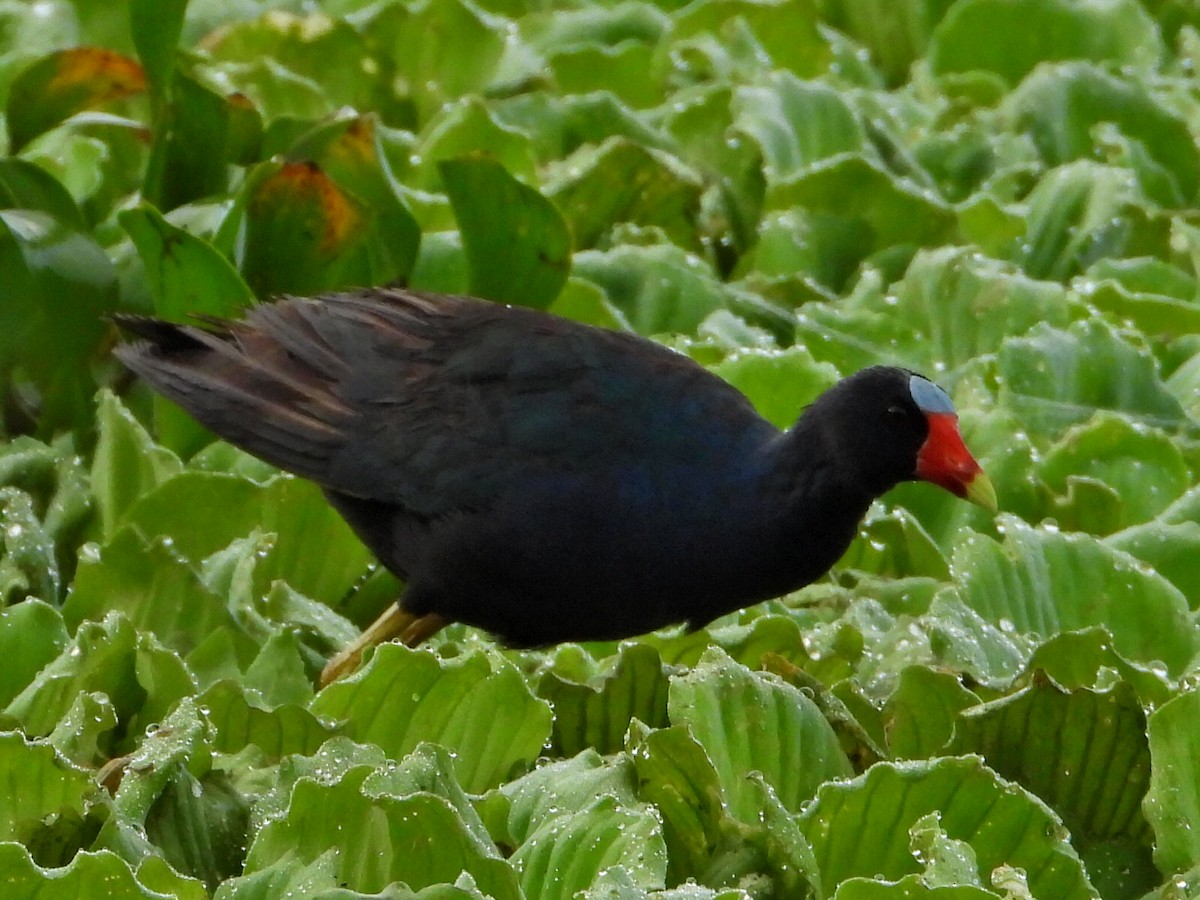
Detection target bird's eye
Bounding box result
[886,404,907,418]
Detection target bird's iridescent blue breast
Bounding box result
[908,374,956,415]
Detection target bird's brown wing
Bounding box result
[115,288,774,518]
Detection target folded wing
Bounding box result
[114,288,775,519]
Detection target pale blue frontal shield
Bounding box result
[908,374,956,414]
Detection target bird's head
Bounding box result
[809,366,997,511]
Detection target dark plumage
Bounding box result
[114,288,995,682]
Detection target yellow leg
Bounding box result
[400,612,449,647]
[319,606,450,687]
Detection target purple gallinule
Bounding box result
[114,288,996,684]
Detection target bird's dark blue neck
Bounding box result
[765,423,877,572]
[674,425,877,627]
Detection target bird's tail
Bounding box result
[112,305,353,480]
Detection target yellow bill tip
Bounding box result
[964,469,998,513]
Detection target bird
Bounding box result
[113,287,996,685]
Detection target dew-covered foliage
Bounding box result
[2,0,1200,896]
